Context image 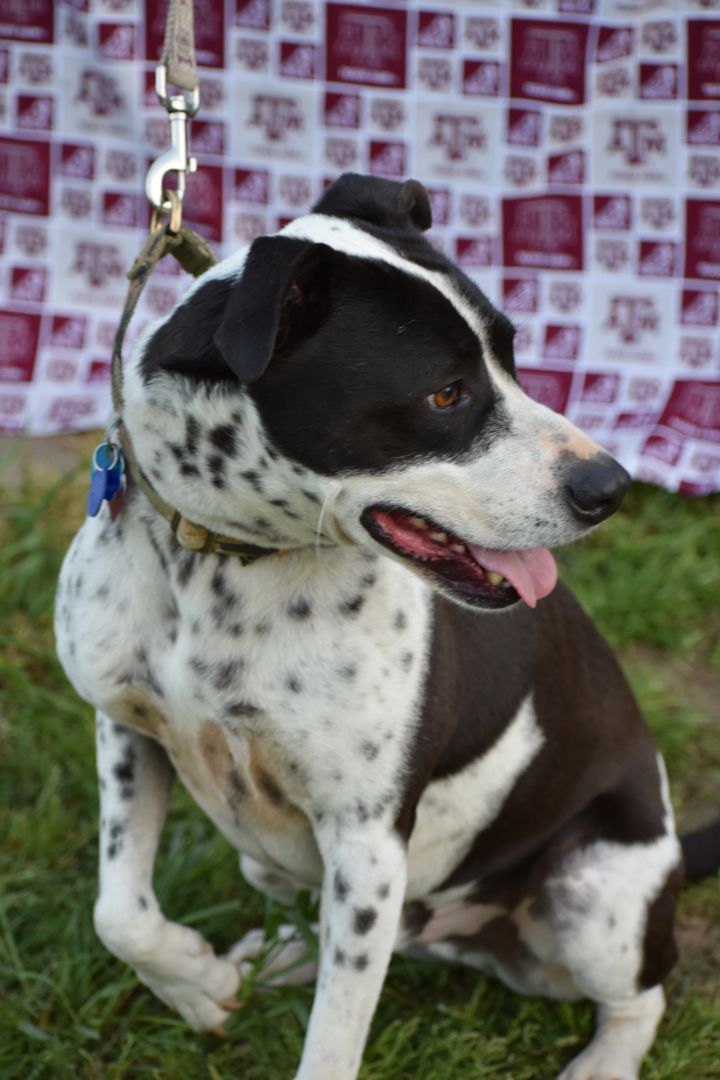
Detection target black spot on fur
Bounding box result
[334,870,350,902]
[213,660,243,691]
[333,947,346,966]
[131,648,162,699]
[302,489,320,504]
[360,740,379,761]
[400,651,413,671]
[109,820,127,841]
[339,663,357,680]
[241,469,263,493]
[95,583,110,600]
[371,795,392,819]
[361,573,376,588]
[286,675,302,693]
[394,610,407,631]
[180,462,201,477]
[288,597,312,620]
[377,883,390,900]
[270,497,300,520]
[211,568,226,596]
[189,656,211,678]
[353,907,377,935]
[206,453,226,489]
[113,744,136,787]
[138,895,148,911]
[209,424,237,456]
[356,801,369,824]
[185,415,201,456]
[226,701,261,717]
[255,619,271,636]
[341,595,365,617]
[352,954,369,972]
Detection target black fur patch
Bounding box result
[334,870,350,902]
[353,907,377,935]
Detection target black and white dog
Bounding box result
[56,174,715,1079]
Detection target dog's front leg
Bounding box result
[92,712,239,1031]
[295,822,407,1080]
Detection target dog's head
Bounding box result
[137,173,629,611]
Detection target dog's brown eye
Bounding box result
[427,382,469,410]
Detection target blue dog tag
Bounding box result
[87,442,125,518]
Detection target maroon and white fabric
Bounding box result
[1,1,720,493]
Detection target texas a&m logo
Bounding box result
[604,296,660,344]
[465,18,499,51]
[608,119,665,166]
[249,95,304,141]
[503,196,582,271]
[75,70,124,117]
[510,20,588,105]
[326,4,407,88]
[429,114,485,161]
[71,243,125,288]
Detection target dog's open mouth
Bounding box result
[361,506,558,610]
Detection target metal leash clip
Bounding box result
[145,64,200,231]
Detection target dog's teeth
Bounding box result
[409,516,428,530]
[451,543,466,554]
[430,531,448,543]
[487,571,505,586]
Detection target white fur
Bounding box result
[547,755,681,1002]
[557,987,666,1080]
[406,694,544,897]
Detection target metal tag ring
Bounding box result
[92,442,120,472]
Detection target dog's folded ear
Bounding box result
[313,173,432,233]
[215,237,338,383]
[141,237,341,385]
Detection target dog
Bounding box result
[55,173,717,1079]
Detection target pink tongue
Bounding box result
[466,545,558,609]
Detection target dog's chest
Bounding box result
[87,538,432,879]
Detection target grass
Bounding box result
[1,439,719,1079]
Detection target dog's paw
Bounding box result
[132,921,241,1032]
[556,1048,637,1080]
[227,923,318,987]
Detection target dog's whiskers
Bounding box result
[315,482,342,556]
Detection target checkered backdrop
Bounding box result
[1,0,720,494]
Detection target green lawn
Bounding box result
[1,440,719,1079]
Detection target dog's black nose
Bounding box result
[565,455,631,525]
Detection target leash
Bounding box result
[89,1,280,564]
